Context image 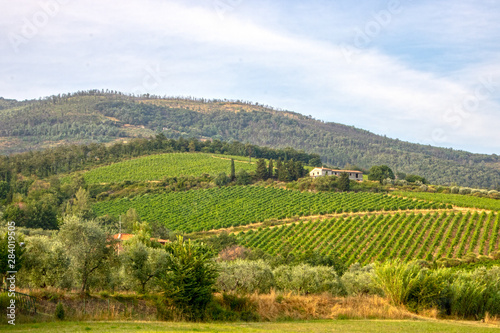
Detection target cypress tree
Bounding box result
[268,159,274,179]
[275,159,283,180]
[295,161,306,178]
[230,159,235,181]
[279,160,290,182]
[339,172,350,192]
[256,158,268,180]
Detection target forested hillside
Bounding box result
[1,91,499,188]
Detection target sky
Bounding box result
[1,0,500,154]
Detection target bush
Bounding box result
[207,293,260,322]
[55,302,65,320]
[374,260,449,312]
[273,264,345,295]
[341,263,382,296]
[217,260,274,294]
[459,187,471,195]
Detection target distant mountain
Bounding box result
[0,90,499,188]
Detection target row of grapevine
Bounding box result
[237,211,500,265]
[84,152,257,184]
[394,191,500,211]
[93,186,442,232]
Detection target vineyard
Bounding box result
[92,186,444,232]
[83,153,257,184]
[394,191,500,211]
[238,211,500,265]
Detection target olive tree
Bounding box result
[58,215,117,294]
[20,235,71,288]
[217,259,274,294]
[121,241,168,293]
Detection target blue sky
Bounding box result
[1,0,500,154]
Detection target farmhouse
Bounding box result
[309,167,363,181]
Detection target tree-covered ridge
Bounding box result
[0,90,499,188]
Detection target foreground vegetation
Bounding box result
[4,214,500,324]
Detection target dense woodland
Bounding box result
[0,91,499,188]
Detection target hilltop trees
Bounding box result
[257,158,306,182]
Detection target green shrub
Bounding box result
[374,260,449,312]
[55,302,65,320]
[341,263,382,296]
[273,264,345,295]
[217,260,274,294]
[206,293,259,322]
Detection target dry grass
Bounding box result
[19,288,158,323]
[484,312,500,325]
[251,291,419,321]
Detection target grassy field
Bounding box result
[2,320,499,332]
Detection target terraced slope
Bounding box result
[92,187,442,232]
[238,211,500,265]
[84,153,257,184]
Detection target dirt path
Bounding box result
[211,155,255,164]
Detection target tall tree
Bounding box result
[230,159,235,181]
[156,236,218,320]
[268,159,274,180]
[58,215,117,294]
[255,158,268,180]
[121,242,167,293]
[275,159,283,180]
[339,172,350,192]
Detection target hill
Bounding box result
[1,91,499,188]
